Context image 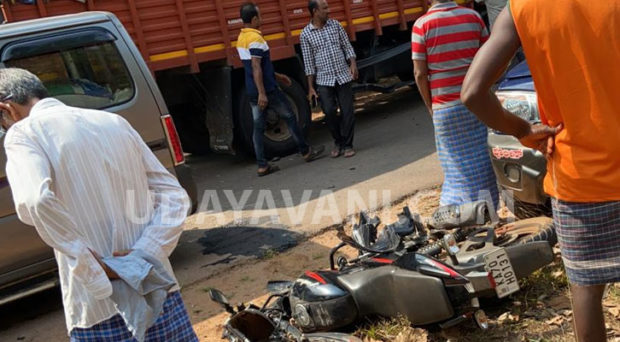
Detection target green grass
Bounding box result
[355,315,413,341]
[260,248,279,260]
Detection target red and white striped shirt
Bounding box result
[412,1,488,109]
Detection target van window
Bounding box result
[6,42,134,109]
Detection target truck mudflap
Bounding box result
[202,67,235,154]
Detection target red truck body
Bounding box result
[2,0,471,73]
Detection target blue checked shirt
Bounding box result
[301,19,357,87]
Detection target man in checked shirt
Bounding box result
[301,0,358,158]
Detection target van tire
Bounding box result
[235,77,311,158]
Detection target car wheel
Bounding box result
[235,77,311,158]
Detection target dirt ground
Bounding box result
[185,187,620,342]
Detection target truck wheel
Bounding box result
[508,197,552,220]
[496,216,557,247]
[236,77,311,158]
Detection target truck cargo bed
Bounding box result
[2,0,471,73]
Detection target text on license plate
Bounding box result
[483,248,519,298]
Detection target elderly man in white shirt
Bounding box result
[0,68,197,341]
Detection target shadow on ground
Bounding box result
[186,88,437,212]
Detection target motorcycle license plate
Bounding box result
[483,248,519,298]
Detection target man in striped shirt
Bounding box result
[412,0,499,207]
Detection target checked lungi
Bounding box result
[70,292,198,342]
[433,104,499,208]
[552,199,620,286]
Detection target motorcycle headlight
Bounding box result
[496,91,539,123]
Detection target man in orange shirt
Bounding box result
[461,1,619,341]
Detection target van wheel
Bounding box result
[495,216,557,247]
[235,77,311,158]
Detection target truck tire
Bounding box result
[497,216,557,247]
[235,77,311,158]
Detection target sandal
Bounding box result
[331,147,342,158]
[257,164,280,177]
[343,148,356,158]
[304,145,326,162]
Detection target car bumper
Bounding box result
[174,164,198,213]
[487,132,548,205]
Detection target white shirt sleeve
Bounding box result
[5,126,113,300]
[123,119,190,262]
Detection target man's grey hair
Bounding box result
[0,68,49,105]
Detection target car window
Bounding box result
[6,42,134,109]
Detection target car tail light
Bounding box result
[161,114,185,165]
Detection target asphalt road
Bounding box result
[0,87,444,341]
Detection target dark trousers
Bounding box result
[318,82,355,150]
[249,88,309,168]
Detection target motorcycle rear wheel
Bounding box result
[495,216,557,247]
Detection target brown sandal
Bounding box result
[257,164,280,177]
[343,148,356,158]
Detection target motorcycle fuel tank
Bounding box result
[290,271,359,332]
[337,265,455,325]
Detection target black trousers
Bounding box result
[318,82,355,149]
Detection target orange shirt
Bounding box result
[511,0,620,202]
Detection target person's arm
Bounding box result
[127,119,190,262]
[411,22,433,115]
[413,60,433,116]
[337,23,358,80]
[5,127,113,300]
[301,33,318,99]
[251,57,268,110]
[461,8,561,154]
[275,73,292,87]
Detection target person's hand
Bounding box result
[308,87,318,105]
[350,63,359,80]
[518,123,563,158]
[113,250,133,257]
[258,92,268,111]
[277,74,292,87]
[89,249,120,280]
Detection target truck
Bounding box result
[0,0,476,304]
[2,0,473,157]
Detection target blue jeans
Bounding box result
[249,88,309,168]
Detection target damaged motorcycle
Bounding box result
[210,202,556,341]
